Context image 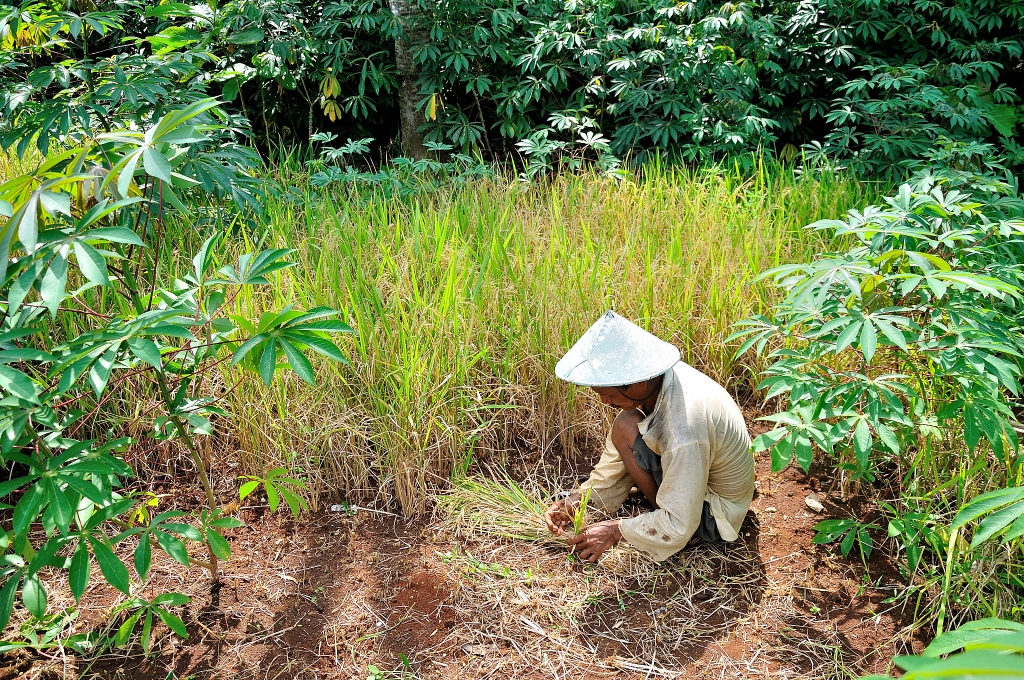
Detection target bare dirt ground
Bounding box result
[4,418,927,680]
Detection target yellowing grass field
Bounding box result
[171,164,873,512]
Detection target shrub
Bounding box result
[0,100,349,651]
[732,141,1024,622]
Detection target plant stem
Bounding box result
[153,371,220,579]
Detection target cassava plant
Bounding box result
[730,144,1024,588]
[732,155,1024,486]
[0,99,351,651]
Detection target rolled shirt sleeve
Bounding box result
[618,439,710,561]
[579,432,633,513]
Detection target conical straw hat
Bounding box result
[554,310,680,387]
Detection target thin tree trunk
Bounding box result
[389,0,428,160]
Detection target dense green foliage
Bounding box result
[0,99,349,652]
[2,0,1022,178]
[733,143,1024,626]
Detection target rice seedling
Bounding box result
[571,488,592,536]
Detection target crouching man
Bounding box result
[545,311,755,562]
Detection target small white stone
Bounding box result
[805,493,825,513]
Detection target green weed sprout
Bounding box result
[571,488,592,536]
[239,468,311,518]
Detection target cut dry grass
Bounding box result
[18,155,874,513]
[432,474,912,679]
[434,476,815,677]
[437,476,554,542]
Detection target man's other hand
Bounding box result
[566,520,621,563]
[543,494,578,536]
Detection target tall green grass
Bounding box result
[186,162,871,512]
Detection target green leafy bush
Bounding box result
[6,0,1019,177]
[0,100,350,652]
[731,142,1024,619]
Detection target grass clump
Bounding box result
[438,477,553,542]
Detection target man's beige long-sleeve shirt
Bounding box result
[580,361,755,561]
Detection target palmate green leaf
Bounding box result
[88,343,120,399]
[208,516,243,529]
[971,500,1024,548]
[0,473,40,498]
[22,574,47,619]
[952,487,1024,530]
[44,478,74,532]
[73,241,110,287]
[152,592,190,607]
[279,339,315,384]
[277,486,309,518]
[894,649,1024,678]
[875,422,900,453]
[290,319,354,333]
[812,519,856,544]
[835,321,862,352]
[853,418,872,470]
[114,149,143,201]
[794,433,813,472]
[770,435,795,473]
[859,320,877,363]
[259,338,278,386]
[227,26,265,44]
[13,484,46,536]
[88,536,131,594]
[1001,513,1024,544]
[69,541,90,602]
[925,627,1024,657]
[127,338,162,369]
[0,571,21,632]
[114,611,142,648]
[160,523,202,541]
[873,318,908,350]
[231,334,266,367]
[28,535,69,576]
[265,480,280,512]
[154,606,189,639]
[840,527,856,556]
[285,332,348,363]
[238,479,260,501]
[40,249,69,316]
[83,226,145,247]
[142,147,173,183]
[135,532,152,580]
[141,608,154,653]
[856,528,873,558]
[0,366,39,402]
[154,529,190,566]
[205,527,231,560]
[193,233,222,283]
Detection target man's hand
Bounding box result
[566,520,621,563]
[543,494,579,536]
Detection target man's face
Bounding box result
[591,385,640,410]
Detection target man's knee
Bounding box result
[611,409,644,453]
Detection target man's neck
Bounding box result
[639,374,664,414]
